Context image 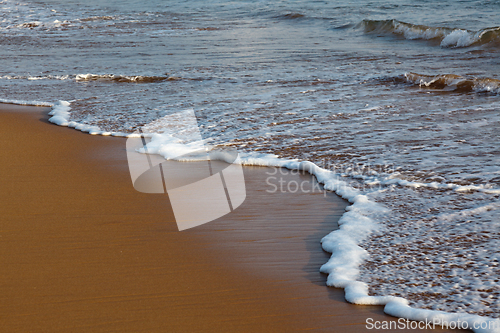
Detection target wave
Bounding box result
[79,16,117,22]
[274,13,306,20]
[358,19,500,48]
[75,74,174,83]
[0,73,177,83]
[0,74,71,81]
[9,20,73,30]
[403,72,500,93]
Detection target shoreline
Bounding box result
[0,103,461,332]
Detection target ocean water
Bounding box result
[2,0,500,327]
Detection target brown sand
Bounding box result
[0,103,461,332]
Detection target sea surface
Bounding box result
[1,0,500,323]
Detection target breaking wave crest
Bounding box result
[358,19,500,48]
[403,72,500,93]
[0,73,177,84]
[75,74,175,83]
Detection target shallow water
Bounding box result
[1,0,500,320]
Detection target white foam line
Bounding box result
[389,177,500,194]
[5,98,499,332]
[0,99,137,137]
[438,202,500,222]
[352,171,500,195]
[46,100,139,137]
[47,100,108,135]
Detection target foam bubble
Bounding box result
[48,100,71,126]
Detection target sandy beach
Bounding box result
[0,103,461,332]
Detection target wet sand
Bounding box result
[0,103,461,332]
